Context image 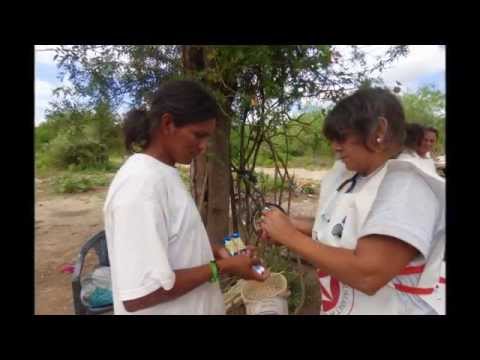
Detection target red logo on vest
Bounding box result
[317,270,340,312]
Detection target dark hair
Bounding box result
[123,80,219,153]
[405,123,425,150]
[323,87,406,150]
[424,126,439,138]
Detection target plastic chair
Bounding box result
[72,230,113,315]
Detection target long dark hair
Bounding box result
[122,80,219,153]
[323,87,406,150]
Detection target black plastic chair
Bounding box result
[72,230,113,315]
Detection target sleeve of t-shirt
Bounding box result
[357,168,439,260]
[111,199,176,301]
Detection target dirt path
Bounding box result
[35,181,107,315]
[256,167,330,182]
[178,164,330,183]
[35,169,324,315]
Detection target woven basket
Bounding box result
[241,272,289,302]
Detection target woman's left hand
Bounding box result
[244,245,257,258]
[260,208,298,247]
[214,244,257,259]
[214,245,231,260]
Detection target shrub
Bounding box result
[42,130,109,170]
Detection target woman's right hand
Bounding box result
[257,227,271,242]
[219,255,269,281]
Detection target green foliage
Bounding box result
[177,166,191,190]
[301,183,316,194]
[35,108,86,152]
[36,102,124,171]
[52,173,111,194]
[54,45,181,108]
[53,175,93,193]
[41,130,109,170]
[255,172,285,193]
[50,45,408,177]
[238,110,335,169]
[401,85,445,153]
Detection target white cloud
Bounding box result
[35,78,75,126]
[333,45,445,92]
[379,45,445,88]
[35,45,58,65]
[294,45,446,114]
[35,80,55,125]
[35,79,54,98]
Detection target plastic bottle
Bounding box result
[224,236,236,256]
[232,232,247,255]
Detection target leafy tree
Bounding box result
[49,45,409,242]
[401,85,445,153]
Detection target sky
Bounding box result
[34,45,446,126]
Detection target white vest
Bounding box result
[312,153,446,315]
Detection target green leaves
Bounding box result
[401,85,445,152]
[52,173,112,194]
[36,102,121,171]
[53,45,182,110]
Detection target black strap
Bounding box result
[336,173,360,193]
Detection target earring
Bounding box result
[376,137,382,143]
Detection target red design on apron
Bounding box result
[317,270,340,312]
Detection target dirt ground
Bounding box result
[256,167,330,183]
[34,169,327,315]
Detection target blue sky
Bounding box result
[35,45,446,126]
[412,71,445,92]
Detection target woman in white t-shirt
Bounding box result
[405,123,437,174]
[103,80,267,315]
[259,88,445,315]
[419,126,439,160]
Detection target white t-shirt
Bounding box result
[405,150,437,175]
[353,165,442,314]
[103,153,225,315]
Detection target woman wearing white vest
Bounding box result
[260,88,445,315]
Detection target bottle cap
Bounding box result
[252,265,265,275]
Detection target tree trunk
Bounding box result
[182,45,232,246]
[206,107,231,245]
[190,153,208,225]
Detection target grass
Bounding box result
[52,172,114,194]
[255,172,285,193]
[36,156,121,194]
[36,151,330,197]
[35,153,194,195]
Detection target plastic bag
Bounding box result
[245,294,289,315]
[80,266,112,308]
[241,273,290,315]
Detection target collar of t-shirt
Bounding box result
[133,153,180,177]
[350,162,388,194]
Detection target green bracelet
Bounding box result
[209,260,220,283]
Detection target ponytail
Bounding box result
[123,109,151,153]
[122,79,219,154]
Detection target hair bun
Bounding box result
[123,108,150,153]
